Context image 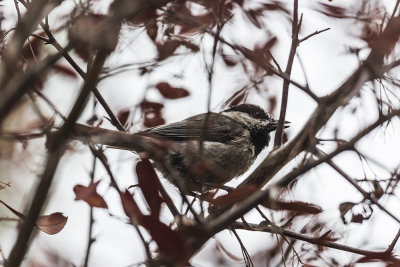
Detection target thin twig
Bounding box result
[232,221,391,258]
[299,28,330,43]
[274,0,300,148]
[83,156,96,267]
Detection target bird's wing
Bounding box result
[138,113,245,143]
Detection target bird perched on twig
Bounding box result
[133,104,290,192]
[66,104,289,192]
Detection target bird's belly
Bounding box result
[156,140,255,192]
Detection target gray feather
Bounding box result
[138,113,245,143]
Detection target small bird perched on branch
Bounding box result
[69,104,289,192]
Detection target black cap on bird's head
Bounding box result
[225,104,290,130]
[224,104,290,156]
[225,104,271,121]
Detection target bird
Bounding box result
[132,104,290,192]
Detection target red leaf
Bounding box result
[140,100,164,113]
[120,190,145,226]
[222,54,239,67]
[206,185,258,206]
[119,191,187,263]
[318,3,348,19]
[73,181,108,209]
[156,40,181,60]
[136,160,164,216]
[146,20,158,41]
[36,212,68,235]
[22,34,45,62]
[155,82,190,99]
[263,200,323,215]
[142,215,187,264]
[52,64,77,78]
[117,109,130,126]
[140,101,165,128]
[0,200,67,235]
[143,112,165,128]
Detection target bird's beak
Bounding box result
[268,120,291,131]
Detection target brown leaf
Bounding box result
[73,181,108,209]
[140,100,164,113]
[268,96,277,114]
[117,109,130,126]
[136,160,164,216]
[69,14,120,56]
[338,201,355,223]
[120,190,145,226]
[315,230,339,242]
[52,64,77,78]
[156,40,181,60]
[22,33,45,62]
[222,54,239,67]
[206,185,258,206]
[128,6,158,25]
[318,3,348,18]
[0,201,67,235]
[372,180,384,199]
[143,112,165,128]
[142,215,187,264]
[263,200,323,215]
[146,20,158,41]
[155,82,190,99]
[36,212,68,235]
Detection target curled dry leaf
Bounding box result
[36,212,68,235]
[155,82,190,99]
[0,200,67,235]
[73,181,108,209]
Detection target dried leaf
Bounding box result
[36,212,68,235]
[117,109,130,126]
[136,160,164,216]
[143,112,165,128]
[146,20,158,41]
[221,54,239,67]
[120,190,145,225]
[155,82,190,99]
[156,40,181,60]
[338,201,356,223]
[73,181,108,209]
[22,34,45,62]
[206,185,257,206]
[263,200,323,215]
[142,215,187,264]
[52,64,77,78]
[268,96,277,114]
[140,100,164,113]
[0,201,67,235]
[372,180,384,200]
[318,3,348,18]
